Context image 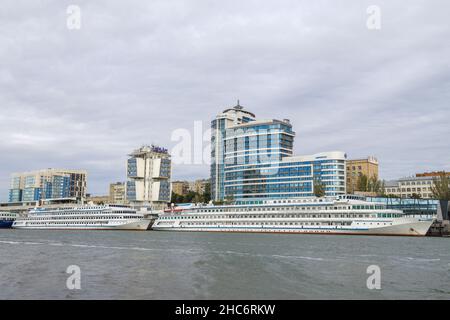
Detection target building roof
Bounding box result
[229,118,292,130]
[416,171,450,177]
[129,145,169,156]
[283,151,347,162]
[384,180,399,187]
[346,156,378,164]
[398,176,435,182]
[222,101,256,118]
[11,169,87,176]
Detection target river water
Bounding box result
[0,229,449,299]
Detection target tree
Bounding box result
[385,193,400,198]
[171,192,183,203]
[431,172,450,200]
[378,180,386,196]
[356,174,385,195]
[411,193,422,199]
[356,174,368,192]
[171,185,212,204]
[193,193,203,204]
[184,191,197,203]
[313,179,326,197]
[202,182,211,203]
[369,175,382,194]
[224,193,235,204]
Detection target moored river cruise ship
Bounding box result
[153,196,434,236]
[0,212,18,228]
[12,205,151,231]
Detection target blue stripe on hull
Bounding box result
[0,220,14,228]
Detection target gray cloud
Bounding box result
[1,0,449,200]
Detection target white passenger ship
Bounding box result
[153,196,434,236]
[0,212,18,228]
[12,205,151,231]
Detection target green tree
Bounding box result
[369,175,382,194]
[411,193,422,199]
[356,174,385,195]
[193,193,203,204]
[356,174,368,192]
[313,179,326,197]
[171,192,183,203]
[202,182,211,203]
[385,194,400,198]
[379,180,386,196]
[431,172,450,200]
[172,186,212,204]
[224,193,235,204]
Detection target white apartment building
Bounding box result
[109,182,127,205]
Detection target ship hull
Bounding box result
[0,220,14,229]
[152,220,433,237]
[12,219,151,231]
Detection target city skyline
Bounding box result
[1,1,449,201]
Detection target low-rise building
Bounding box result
[109,182,127,205]
[385,172,450,199]
[346,156,379,193]
[416,171,450,178]
[191,179,209,195]
[171,181,190,196]
[384,177,435,199]
[86,195,110,205]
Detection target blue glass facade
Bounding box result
[211,104,258,201]
[158,180,171,201]
[50,175,71,198]
[159,159,171,178]
[211,117,226,201]
[127,158,138,177]
[224,156,346,201]
[44,181,53,199]
[22,187,41,202]
[126,181,137,201]
[366,197,439,215]
[224,122,294,167]
[8,189,22,202]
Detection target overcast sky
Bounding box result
[1,0,449,200]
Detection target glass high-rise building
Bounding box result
[211,102,256,201]
[211,103,346,201]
